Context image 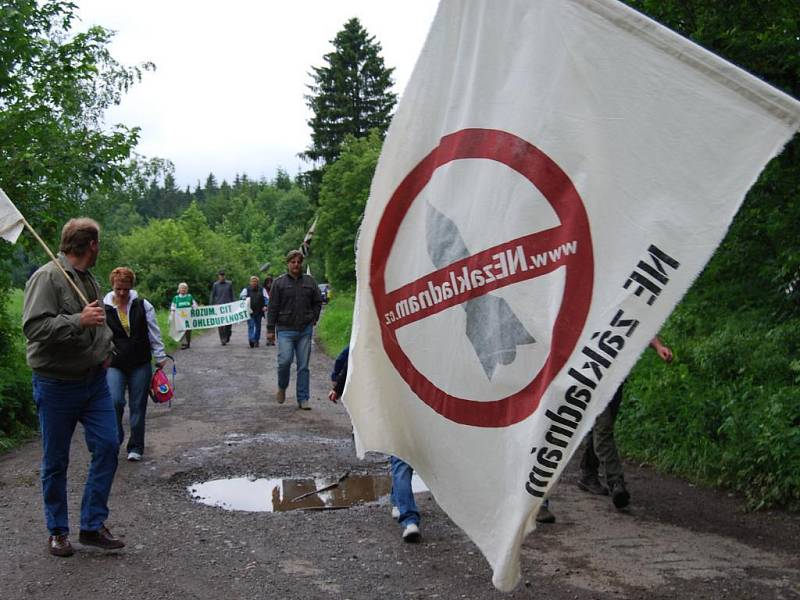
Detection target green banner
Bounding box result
[169,299,250,341]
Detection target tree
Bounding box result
[303,18,397,168]
[316,131,383,290]
[0,0,153,233]
[0,0,152,446]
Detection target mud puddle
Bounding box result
[188,472,428,512]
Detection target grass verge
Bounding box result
[317,292,354,358]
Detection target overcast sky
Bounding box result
[76,1,439,189]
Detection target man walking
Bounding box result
[266,250,323,409]
[23,218,125,557]
[210,269,234,345]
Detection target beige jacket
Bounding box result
[22,254,113,380]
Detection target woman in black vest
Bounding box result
[104,267,167,462]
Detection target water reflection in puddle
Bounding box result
[188,473,428,512]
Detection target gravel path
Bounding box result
[1,322,798,599]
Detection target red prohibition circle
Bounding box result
[370,128,593,427]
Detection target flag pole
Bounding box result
[22,218,89,306]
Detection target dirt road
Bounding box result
[1,324,798,599]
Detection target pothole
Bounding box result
[188,473,428,512]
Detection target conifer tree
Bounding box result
[303,18,397,166]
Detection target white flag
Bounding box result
[0,188,25,244]
[344,0,800,592]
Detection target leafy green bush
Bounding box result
[620,311,800,510]
[0,289,35,451]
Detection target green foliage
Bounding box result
[0,0,151,451]
[317,292,355,358]
[620,313,800,510]
[303,17,397,170]
[616,0,800,509]
[97,205,253,307]
[84,163,318,300]
[0,0,153,233]
[0,289,34,450]
[316,131,382,290]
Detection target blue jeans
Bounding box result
[107,363,152,455]
[32,371,120,535]
[247,313,263,344]
[277,324,312,405]
[390,457,419,527]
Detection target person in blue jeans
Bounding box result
[328,346,422,542]
[266,250,323,409]
[103,267,168,462]
[390,457,422,542]
[240,275,269,348]
[23,218,126,557]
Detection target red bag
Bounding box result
[150,355,175,406]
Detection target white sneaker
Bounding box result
[402,523,421,543]
[391,506,400,520]
[127,451,142,462]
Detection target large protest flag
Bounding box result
[341,0,800,591]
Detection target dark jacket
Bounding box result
[210,279,234,304]
[267,273,323,332]
[333,351,349,397]
[331,346,349,382]
[105,298,152,371]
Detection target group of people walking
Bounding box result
[21,220,331,556]
[21,216,670,558]
[198,252,324,413]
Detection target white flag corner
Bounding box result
[0,188,25,244]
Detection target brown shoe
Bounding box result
[48,533,74,557]
[276,388,286,404]
[78,525,125,550]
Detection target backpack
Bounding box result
[150,355,176,406]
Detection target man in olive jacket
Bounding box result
[23,218,125,557]
[266,250,323,409]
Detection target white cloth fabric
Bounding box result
[343,0,800,591]
[0,188,24,243]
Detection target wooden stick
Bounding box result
[23,218,89,306]
[290,471,350,503]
